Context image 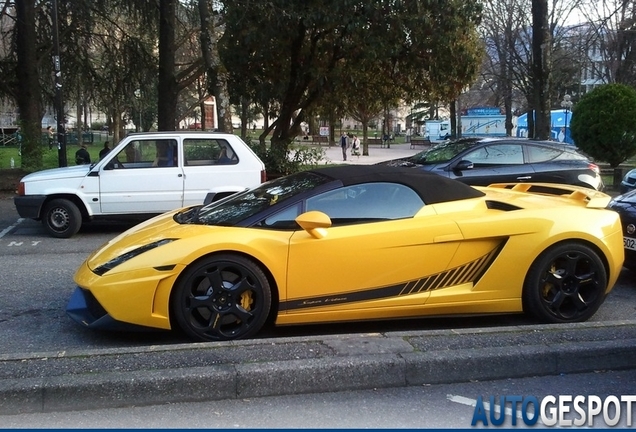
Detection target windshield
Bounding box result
[409,140,477,164]
[181,171,332,226]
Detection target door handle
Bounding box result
[516,176,531,180]
[178,173,183,177]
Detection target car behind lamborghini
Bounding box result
[67,165,624,342]
[379,137,604,190]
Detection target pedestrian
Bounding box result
[47,126,54,150]
[351,135,361,158]
[75,143,91,165]
[340,132,349,161]
[15,126,22,156]
[99,141,111,159]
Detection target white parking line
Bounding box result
[0,218,24,239]
[447,394,522,423]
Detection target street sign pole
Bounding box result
[51,0,67,167]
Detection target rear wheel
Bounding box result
[42,198,82,238]
[523,243,607,323]
[172,254,271,342]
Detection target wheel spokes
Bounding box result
[542,252,599,319]
[184,263,260,339]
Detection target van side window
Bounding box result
[184,139,238,165]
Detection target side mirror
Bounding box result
[455,160,474,171]
[295,211,332,239]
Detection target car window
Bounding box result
[306,182,423,223]
[107,139,178,169]
[194,171,330,226]
[409,141,477,164]
[526,145,563,163]
[463,144,523,165]
[184,138,238,166]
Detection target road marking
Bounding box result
[0,218,23,240]
[447,394,526,423]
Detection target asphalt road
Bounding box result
[3,369,635,428]
[0,191,635,356]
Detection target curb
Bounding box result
[1,321,636,414]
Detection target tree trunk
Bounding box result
[362,122,369,156]
[450,100,457,139]
[198,0,233,133]
[240,97,249,140]
[532,0,551,140]
[158,0,178,131]
[15,0,42,171]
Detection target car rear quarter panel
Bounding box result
[452,205,623,300]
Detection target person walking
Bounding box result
[47,126,54,150]
[99,141,111,159]
[340,132,349,161]
[75,143,91,165]
[351,135,361,158]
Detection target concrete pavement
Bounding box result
[303,142,422,165]
[1,320,636,414]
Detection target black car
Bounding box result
[608,190,636,271]
[380,137,604,190]
[619,168,636,193]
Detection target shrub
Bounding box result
[249,142,326,178]
[570,83,636,167]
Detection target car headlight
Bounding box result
[93,239,176,276]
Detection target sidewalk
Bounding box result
[308,143,422,165]
[1,320,635,414]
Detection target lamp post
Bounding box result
[134,89,141,132]
[560,94,573,143]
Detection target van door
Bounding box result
[181,137,250,206]
[98,138,185,214]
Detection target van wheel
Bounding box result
[42,199,82,238]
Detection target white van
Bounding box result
[14,132,266,238]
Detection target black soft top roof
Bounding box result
[308,165,485,204]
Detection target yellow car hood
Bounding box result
[85,209,218,271]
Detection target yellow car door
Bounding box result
[282,182,464,320]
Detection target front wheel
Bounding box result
[42,198,82,238]
[172,254,272,342]
[523,243,607,323]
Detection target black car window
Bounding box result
[306,182,423,224]
[463,144,523,165]
[409,141,477,164]
[526,145,564,163]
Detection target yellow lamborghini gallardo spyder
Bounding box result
[66,165,624,342]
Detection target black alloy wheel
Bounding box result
[172,254,272,342]
[523,243,607,323]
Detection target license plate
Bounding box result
[624,237,636,251]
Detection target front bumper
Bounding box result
[66,286,160,332]
[13,195,47,219]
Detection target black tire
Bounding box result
[523,242,607,323]
[172,254,272,342]
[42,198,82,238]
